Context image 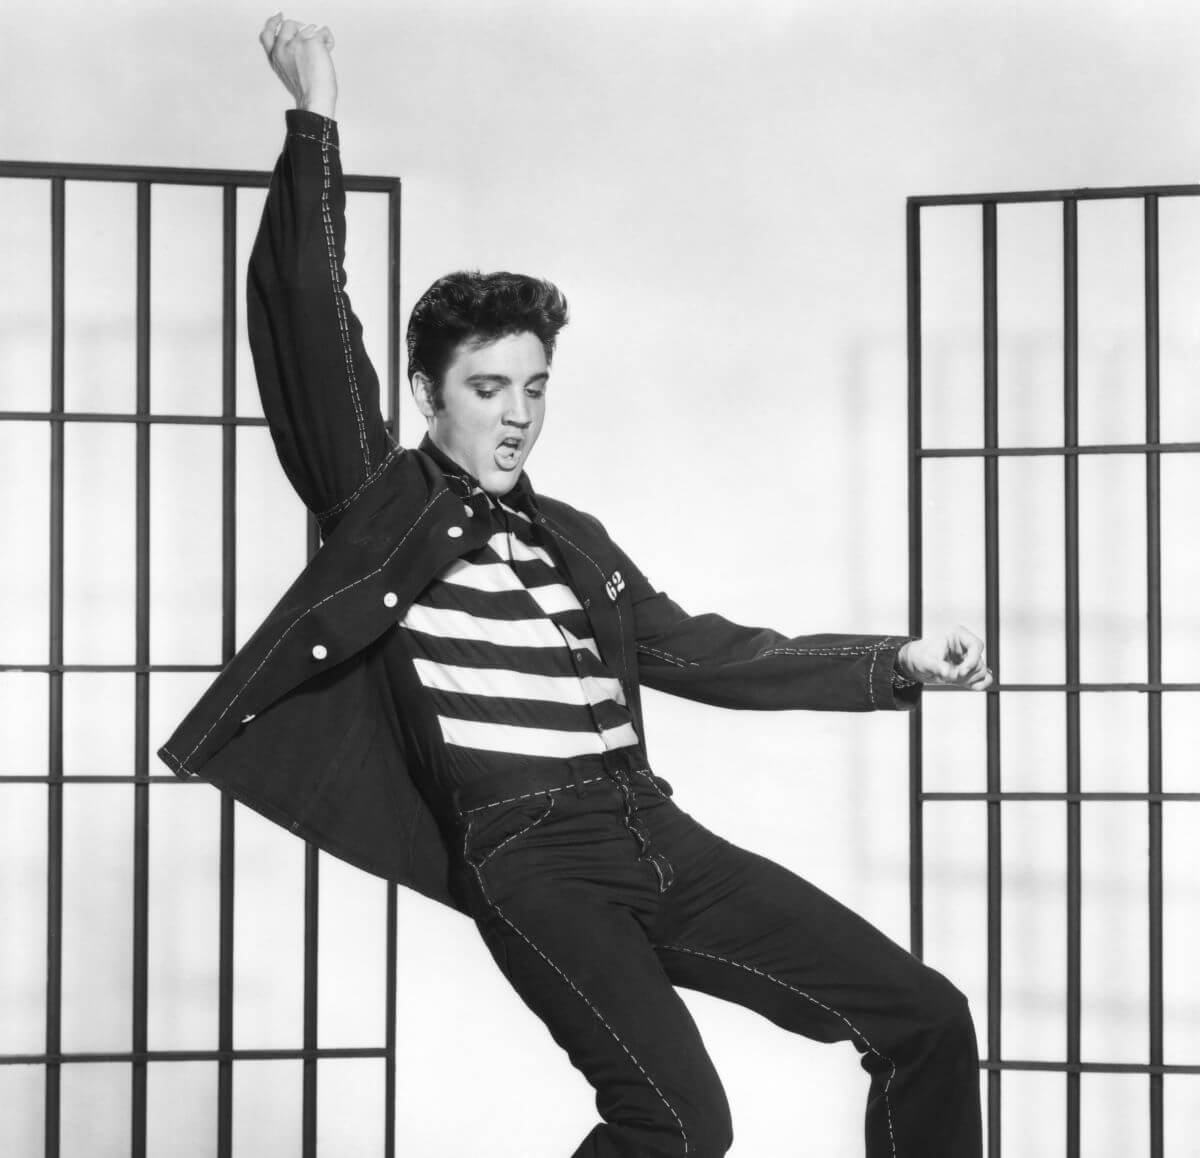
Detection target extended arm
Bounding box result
[249,15,393,529]
[609,536,990,712]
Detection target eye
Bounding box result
[473,388,499,400]
[524,386,545,399]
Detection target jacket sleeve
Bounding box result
[247,109,395,530]
[611,537,919,713]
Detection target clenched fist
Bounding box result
[259,13,337,119]
[897,626,993,690]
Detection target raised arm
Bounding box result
[249,15,393,530]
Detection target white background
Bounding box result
[2,0,1200,1155]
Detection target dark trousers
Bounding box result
[452,768,982,1158]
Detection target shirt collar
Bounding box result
[418,433,540,517]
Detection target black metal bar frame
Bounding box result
[1143,193,1166,1158]
[1063,196,1082,1158]
[1,159,402,1158]
[45,173,65,1158]
[982,202,1002,1157]
[907,181,1198,1158]
[0,412,270,425]
[218,181,238,1158]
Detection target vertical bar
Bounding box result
[905,200,925,959]
[1062,198,1082,1158]
[131,179,152,1158]
[384,885,397,1158]
[982,202,1002,1158]
[386,182,402,442]
[46,175,66,1158]
[217,184,238,1158]
[302,514,321,1158]
[1143,194,1164,1158]
[302,845,319,1158]
[384,179,402,1158]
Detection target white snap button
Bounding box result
[463,503,475,517]
[447,525,464,538]
[383,591,398,608]
[311,644,328,660]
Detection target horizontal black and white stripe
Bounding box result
[400,496,640,769]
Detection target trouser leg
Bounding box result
[457,789,733,1158]
[645,801,983,1158]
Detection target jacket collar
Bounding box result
[417,433,541,517]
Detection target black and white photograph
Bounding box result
[1,1,1198,1155]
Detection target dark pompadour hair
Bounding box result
[406,270,570,406]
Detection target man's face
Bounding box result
[414,331,549,496]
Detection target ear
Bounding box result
[411,372,437,420]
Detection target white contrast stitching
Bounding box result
[458,774,627,815]
[319,118,372,473]
[631,768,669,798]
[866,641,885,709]
[471,866,689,1155]
[655,944,896,1158]
[471,794,557,866]
[292,130,340,150]
[159,746,186,774]
[175,490,446,772]
[760,645,876,658]
[638,644,698,668]
[461,814,475,864]
[314,442,404,523]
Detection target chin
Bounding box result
[480,470,520,496]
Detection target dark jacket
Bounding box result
[157,110,916,914]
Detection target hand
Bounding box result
[897,626,992,690]
[259,13,338,119]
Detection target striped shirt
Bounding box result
[398,491,642,784]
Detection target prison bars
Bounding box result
[906,182,1200,1158]
[0,159,403,1158]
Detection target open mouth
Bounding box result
[494,436,524,469]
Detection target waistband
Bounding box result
[450,755,669,814]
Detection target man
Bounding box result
[160,14,992,1156]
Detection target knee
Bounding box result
[685,1102,733,1158]
[605,1068,732,1157]
[911,968,977,1051]
[677,1073,733,1158]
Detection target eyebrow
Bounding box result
[464,372,550,387]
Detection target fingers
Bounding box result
[914,626,993,690]
[259,12,283,54]
[260,14,320,58]
[275,18,304,50]
[947,624,981,675]
[299,24,335,49]
[261,14,334,45]
[946,624,989,689]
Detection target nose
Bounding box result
[504,394,532,428]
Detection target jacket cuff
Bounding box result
[871,638,921,711]
[285,108,340,149]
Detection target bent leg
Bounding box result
[650,825,981,1158]
[463,815,733,1157]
